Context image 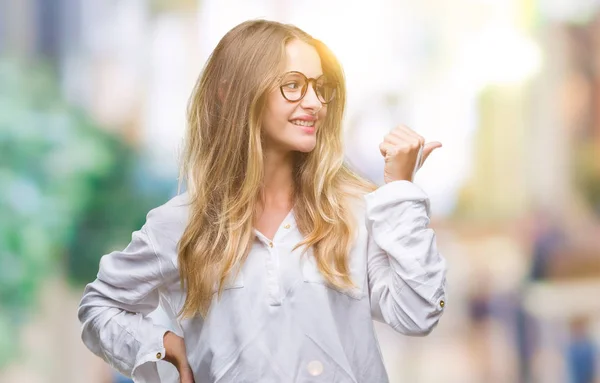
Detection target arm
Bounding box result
[77,218,176,382]
[364,180,447,336]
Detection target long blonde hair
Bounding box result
[178,19,376,317]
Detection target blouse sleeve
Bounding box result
[364,180,447,336]
[78,207,178,382]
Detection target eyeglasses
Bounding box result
[278,71,337,104]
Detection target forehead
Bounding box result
[283,39,323,78]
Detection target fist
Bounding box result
[379,125,442,183]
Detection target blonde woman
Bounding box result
[78,19,447,383]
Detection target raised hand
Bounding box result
[379,125,442,183]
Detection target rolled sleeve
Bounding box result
[364,180,447,336]
[78,225,173,382]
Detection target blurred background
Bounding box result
[1,0,600,382]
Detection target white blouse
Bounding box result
[78,180,447,383]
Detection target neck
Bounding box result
[260,148,295,210]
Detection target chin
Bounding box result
[295,147,316,153]
[292,139,317,153]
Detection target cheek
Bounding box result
[318,106,327,120]
[316,106,327,128]
[266,100,294,126]
[262,103,297,140]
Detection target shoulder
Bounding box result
[143,192,190,262]
[146,192,190,228]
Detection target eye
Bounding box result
[283,82,300,90]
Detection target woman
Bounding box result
[78,19,447,383]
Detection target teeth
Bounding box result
[291,120,315,127]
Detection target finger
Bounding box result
[394,125,425,146]
[384,131,404,146]
[404,129,425,147]
[388,128,409,142]
[400,125,425,147]
[387,129,419,149]
[379,142,395,157]
[395,124,414,135]
[420,141,442,165]
[391,127,424,149]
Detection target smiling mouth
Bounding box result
[290,120,316,127]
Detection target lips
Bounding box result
[294,123,315,134]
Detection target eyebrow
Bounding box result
[282,71,325,78]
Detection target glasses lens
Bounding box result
[316,77,336,104]
[280,73,306,102]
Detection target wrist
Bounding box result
[384,177,412,184]
[163,331,185,366]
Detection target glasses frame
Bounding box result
[278,71,336,104]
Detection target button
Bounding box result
[156,352,162,359]
[284,224,291,229]
[307,360,323,376]
[439,300,445,308]
[269,242,274,248]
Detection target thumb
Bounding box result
[420,141,442,166]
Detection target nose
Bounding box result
[300,83,322,113]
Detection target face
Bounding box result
[261,39,329,154]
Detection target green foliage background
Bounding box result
[0,59,172,367]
